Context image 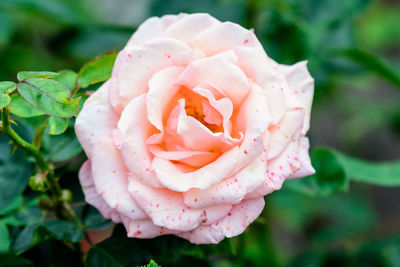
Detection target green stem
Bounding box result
[1,108,88,237]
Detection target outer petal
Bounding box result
[75,81,118,157]
[230,83,271,174]
[193,22,262,55]
[79,161,121,223]
[91,137,148,220]
[128,177,232,231]
[183,153,267,208]
[110,38,191,112]
[178,197,265,244]
[119,94,163,188]
[164,13,220,47]
[288,137,315,179]
[246,134,302,199]
[279,61,314,134]
[126,14,183,47]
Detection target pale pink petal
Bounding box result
[279,61,314,134]
[121,216,180,238]
[234,46,279,86]
[75,81,118,157]
[175,52,250,107]
[178,197,265,244]
[118,94,163,188]
[175,99,234,152]
[266,96,305,160]
[126,15,183,47]
[78,161,121,223]
[246,135,302,199]
[231,83,271,174]
[128,177,232,231]
[288,137,315,179]
[147,66,184,132]
[91,136,148,220]
[164,13,220,46]
[183,153,267,208]
[110,38,191,112]
[149,145,220,168]
[193,22,262,55]
[151,146,240,192]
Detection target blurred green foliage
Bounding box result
[0,0,399,266]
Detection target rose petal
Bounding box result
[75,81,118,157]
[193,22,262,55]
[126,14,184,47]
[149,145,220,168]
[178,197,265,244]
[266,96,305,160]
[230,83,270,174]
[246,134,302,199]
[79,161,121,223]
[118,94,164,188]
[110,38,191,112]
[288,137,315,179]
[175,52,250,107]
[164,13,220,46]
[183,153,267,208]
[147,66,184,132]
[279,61,314,134]
[152,146,240,192]
[128,176,231,231]
[91,136,148,220]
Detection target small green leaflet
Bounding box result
[47,117,68,135]
[17,71,62,81]
[77,51,118,88]
[17,78,80,118]
[11,220,83,254]
[0,81,16,109]
[9,95,45,118]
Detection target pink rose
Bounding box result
[76,13,315,244]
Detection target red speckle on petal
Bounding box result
[134,230,142,235]
[138,54,142,58]
[90,133,94,136]
[131,209,135,213]
[228,212,232,216]
[244,150,248,155]
[182,208,185,212]
[194,198,198,202]
[145,168,149,172]
[234,179,238,182]
[128,54,132,58]
[156,203,159,208]
[243,39,249,44]
[112,170,116,174]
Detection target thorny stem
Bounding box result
[1,108,92,245]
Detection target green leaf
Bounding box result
[0,81,16,109]
[17,71,61,81]
[86,246,121,267]
[11,220,83,254]
[286,149,348,197]
[0,221,10,253]
[77,51,118,88]
[43,130,82,162]
[17,78,80,118]
[8,95,45,118]
[341,48,400,88]
[144,260,161,267]
[0,81,17,94]
[332,150,400,186]
[52,69,77,90]
[0,135,31,209]
[47,117,68,135]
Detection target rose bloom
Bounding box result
[76,13,315,244]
